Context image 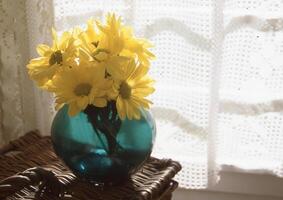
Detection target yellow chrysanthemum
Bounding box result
[79,19,101,56]
[99,14,155,66]
[26,13,156,119]
[120,27,155,66]
[115,60,155,120]
[79,13,154,80]
[79,15,129,79]
[49,61,113,116]
[96,14,125,55]
[97,13,155,64]
[27,29,78,88]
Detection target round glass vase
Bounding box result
[51,102,156,184]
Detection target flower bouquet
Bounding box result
[27,14,156,183]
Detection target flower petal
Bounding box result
[68,102,80,116]
[77,96,89,110]
[116,96,126,120]
[93,98,107,107]
[36,44,51,56]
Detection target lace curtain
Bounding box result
[1,0,283,189]
[0,0,55,146]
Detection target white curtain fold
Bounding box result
[25,0,56,137]
[0,0,283,189]
[0,0,55,145]
[0,0,37,145]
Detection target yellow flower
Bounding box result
[98,14,155,66]
[49,61,112,116]
[79,13,154,80]
[121,27,155,66]
[115,60,155,120]
[79,19,101,56]
[96,13,125,55]
[79,15,129,79]
[27,29,78,88]
[98,14,155,65]
[26,13,156,119]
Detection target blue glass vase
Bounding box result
[51,102,156,184]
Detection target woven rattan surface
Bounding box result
[0,131,181,200]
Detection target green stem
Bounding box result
[84,102,122,155]
[102,120,124,152]
[92,125,108,151]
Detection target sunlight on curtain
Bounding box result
[217,0,283,176]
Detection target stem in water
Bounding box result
[84,102,122,155]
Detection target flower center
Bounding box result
[120,82,132,99]
[74,83,92,96]
[92,41,99,48]
[49,50,63,65]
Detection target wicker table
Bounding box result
[0,131,181,200]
